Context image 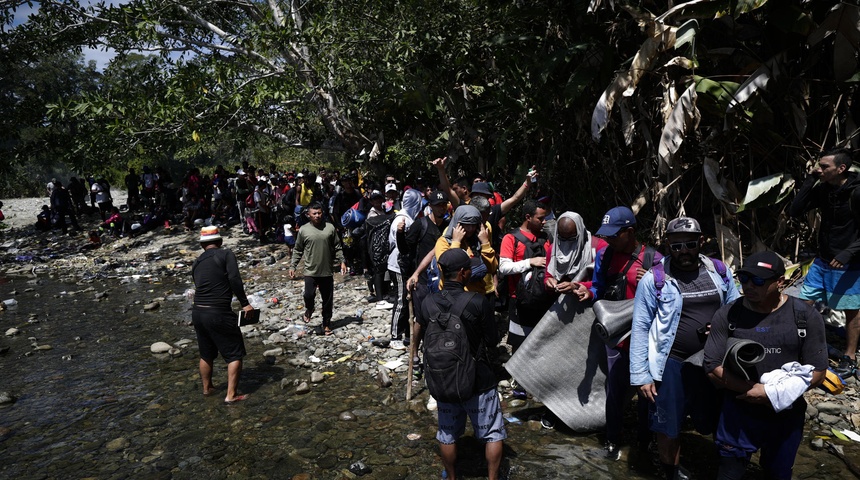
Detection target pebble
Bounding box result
[150,342,172,353]
[0,391,16,406]
[377,366,392,388]
[338,411,356,421]
[310,371,325,384]
[296,382,310,394]
[143,302,160,311]
[33,345,52,351]
[818,413,841,425]
[105,437,129,452]
[811,438,825,450]
[816,401,847,415]
[5,328,19,337]
[263,347,284,357]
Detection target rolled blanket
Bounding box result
[722,337,766,381]
[592,299,634,347]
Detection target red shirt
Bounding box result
[500,228,551,297]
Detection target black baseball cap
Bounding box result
[470,182,492,197]
[437,249,481,274]
[428,190,448,206]
[738,251,785,280]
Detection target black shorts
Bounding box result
[192,308,246,363]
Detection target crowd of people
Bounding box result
[26,148,860,480]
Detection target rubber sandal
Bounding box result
[224,394,249,405]
[324,327,333,336]
[302,315,311,323]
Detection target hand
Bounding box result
[477,223,489,244]
[526,165,538,183]
[736,383,771,406]
[407,275,419,292]
[572,282,591,302]
[289,269,296,279]
[397,218,406,232]
[639,383,658,403]
[546,277,558,290]
[242,304,254,313]
[452,223,467,243]
[557,281,575,294]
[635,267,647,281]
[340,263,348,276]
[829,258,845,269]
[431,157,447,170]
[529,257,546,267]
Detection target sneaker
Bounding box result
[375,300,394,310]
[604,441,621,461]
[390,340,407,350]
[834,356,858,378]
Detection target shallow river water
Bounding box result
[0,274,854,479]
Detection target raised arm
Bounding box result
[499,166,538,215]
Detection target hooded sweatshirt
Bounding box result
[387,188,423,273]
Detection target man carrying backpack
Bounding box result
[571,206,661,460]
[414,248,506,480]
[630,217,740,480]
[703,252,827,480]
[498,200,553,354]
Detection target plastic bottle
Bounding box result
[248,294,265,310]
[3,299,18,307]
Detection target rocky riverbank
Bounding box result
[1,192,859,479]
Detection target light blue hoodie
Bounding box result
[387,188,423,273]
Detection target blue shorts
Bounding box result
[716,395,805,480]
[649,357,720,438]
[800,258,860,310]
[436,388,507,445]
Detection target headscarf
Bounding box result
[443,204,482,244]
[547,211,593,282]
[399,188,423,221]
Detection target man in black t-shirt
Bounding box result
[704,252,827,480]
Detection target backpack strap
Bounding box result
[641,245,656,271]
[791,297,807,364]
[652,262,666,299]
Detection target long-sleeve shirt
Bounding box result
[192,248,249,310]
[789,172,860,264]
[290,221,344,277]
[434,235,498,294]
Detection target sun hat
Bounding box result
[199,226,222,242]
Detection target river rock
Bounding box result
[150,342,172,353]
[168,347,182,357]
[818,413,841,425]
[310,371,325,384]
[811,437,825,450]
[0,391,16,406]
[34,344,52,351]
[174,338,193,347]
[377,366,392,388]
[816,401,847,415]
[5,328,19,337]
[338,411,356,421]
[143,302,160,311]
[105,437,129,452]
[95,291,108,300]
[264,347,284,357]
[296,382,310,394]
[268,333,287,344]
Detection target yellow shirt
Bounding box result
[433,235,498,294]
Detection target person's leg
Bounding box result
[439,442,457,480]
[199,357,215,395]
[844,309,859,360]
[319,276,334,329]
[604,345,626,449]
[485,441,504,480]
[758,409,804,480]
[390,271,409,338]
[225,359,243,402]
[303,276,317,321]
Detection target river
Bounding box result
[0,273,854,479]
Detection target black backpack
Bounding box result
[599,243,656,301]
[423,291,479,403]
[366,215,394,269]
[511,230,555,310]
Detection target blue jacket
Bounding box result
[629,255,740,385]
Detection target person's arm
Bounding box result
[834,190,860,264]
[498,234,530,276]
[407,248,437,291]
[498,167,538,214]
[630,272,658,398]
[788,174,819,218]
[432,157,460,207]
[289,229,305,278]
[477,223,498,276]
[224,250,250,308]
[331,226,347,274]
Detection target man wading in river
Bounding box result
[191,226,253,404]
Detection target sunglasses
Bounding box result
[737,273,770,286]
[669,240,699,252]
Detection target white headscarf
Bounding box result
[547,211,592,282]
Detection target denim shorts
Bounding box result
[649,357,720,438]
[436,388,507,445]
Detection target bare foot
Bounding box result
[224,394,249,405]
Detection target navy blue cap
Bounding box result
[596,206,636,237]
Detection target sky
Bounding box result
[12,0,129,70]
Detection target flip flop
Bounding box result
[303,315,311,323]
[324,327,333,336]
[224,394,249,405]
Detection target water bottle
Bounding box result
[355,308,364,318]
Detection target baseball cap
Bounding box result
[370,190,384,200]
[437,249,482,274]
[427,190,448,206]
[596,206,636,237]
[471,182,492,197]
[296,172,304,178]
[385,183,398,193]
[199,226,222,242]
[666,217,701,235]
[738,251,785,280]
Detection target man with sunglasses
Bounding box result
[630,217,740,480]
[704,252,827,480]
[789,147,860,379]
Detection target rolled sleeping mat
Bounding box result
[722,337,767,381]
[592,299,635,347]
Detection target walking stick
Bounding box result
[406,292,414,402]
